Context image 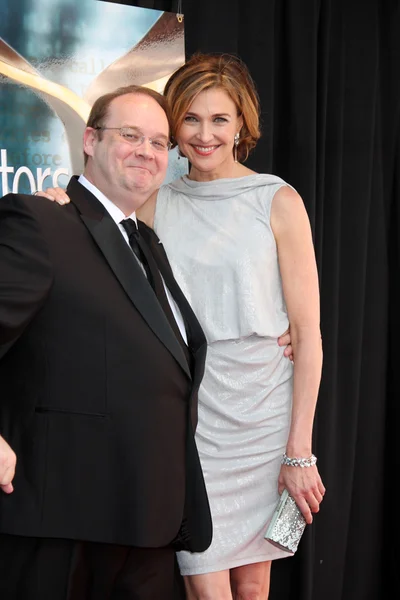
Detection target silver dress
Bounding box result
[154,174,294,575]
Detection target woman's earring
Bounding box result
[234,132,240,163]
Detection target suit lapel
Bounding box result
[68,178,191,380]
[138,220,207,356]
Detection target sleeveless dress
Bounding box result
[154,174,294,575]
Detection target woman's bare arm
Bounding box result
[136,189,158,228]
[271,185,325,523]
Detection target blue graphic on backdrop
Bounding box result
[0,0,187,195]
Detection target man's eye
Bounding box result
[152,139,167,149]
[124,133,139,141]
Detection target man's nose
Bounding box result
[134,137,154,158]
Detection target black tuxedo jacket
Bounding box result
[0,177,212,551]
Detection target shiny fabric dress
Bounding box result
[154,174,294,574]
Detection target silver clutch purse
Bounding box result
[265,489,306,553]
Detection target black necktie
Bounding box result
[120,218,154,284]
[121,218,191,367]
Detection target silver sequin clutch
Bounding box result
[265,489,306,553]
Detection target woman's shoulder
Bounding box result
[253,174,299,203]
[136,188,161,228]
[138,181,181,230]
[255,172,291,187]
[270,182,309,238]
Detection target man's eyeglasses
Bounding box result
[95,127,172,152]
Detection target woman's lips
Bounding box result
[191,145,219,156]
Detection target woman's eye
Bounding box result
[184,116,197,122]
[214,117,228,123]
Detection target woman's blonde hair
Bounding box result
[164,53,261,162]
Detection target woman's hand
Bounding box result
[278,328,293,361]
[278,462,325,524]
[35,187,70,204]
[0,435,16,494]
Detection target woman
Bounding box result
[39,53,325,600]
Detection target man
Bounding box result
[0,85,212,599]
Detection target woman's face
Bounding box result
[176,87,243,180]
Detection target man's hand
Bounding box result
[0,435,16,494]
[278,328,294,362]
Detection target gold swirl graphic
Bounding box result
[0,59,91,122]
[0,12,184,174]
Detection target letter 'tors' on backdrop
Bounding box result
[0,2,187,195]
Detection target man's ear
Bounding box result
[83,127,97,159]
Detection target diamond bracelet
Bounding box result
[282,453,317,468]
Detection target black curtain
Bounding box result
[107,1,400,598]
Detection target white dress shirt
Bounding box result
[78,175,187,344]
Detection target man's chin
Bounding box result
[124,179,160,197]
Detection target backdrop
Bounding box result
[115,1,399,599]
[0,0,187,194]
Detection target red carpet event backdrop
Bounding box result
[0,0,187,196]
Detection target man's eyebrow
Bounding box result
[151,133,170,140]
